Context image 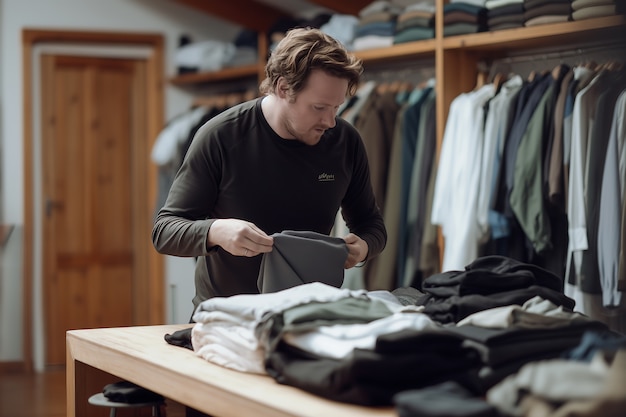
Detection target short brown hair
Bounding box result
[259,27,363,98]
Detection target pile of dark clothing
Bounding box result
[165,255,625,416]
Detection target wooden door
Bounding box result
[41,55,140,365]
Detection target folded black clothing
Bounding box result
[421,255,564,300]
[487,2,525,18]
[445,320,608,350]
[102,381,164,404]
[265,342,482,406]
[421,285,575,324]
[164,326,193,350]
[464,255,563,292]
[423,269,537,298]
[394,381,499,417]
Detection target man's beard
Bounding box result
[285,120,324,146]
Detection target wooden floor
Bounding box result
[0,367,66,417]
[0,367,187,417]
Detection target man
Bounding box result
[152,27,387,315]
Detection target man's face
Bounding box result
[280,69,348,146]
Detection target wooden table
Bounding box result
[66,324,396,417]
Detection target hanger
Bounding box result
[243,88,259,101]
[376,81,390,95]
[474,60,489,91]
[492,72,505,94]
[400,81,414,93]
[191,92,242,110]
[599,60,624,72]
[226,92,245,107]
[191,95,217,109]
[551,63,568,81]
[388,80,403,93]
[474,70,487,90]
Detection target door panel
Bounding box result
[42,55,137,365]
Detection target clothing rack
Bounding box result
[363,58,436,87]
[482,41,626,82]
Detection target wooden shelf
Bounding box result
[168,16,625,86]
[169,39,439,86]
[441,15,626,52]
[354,39,436,63]
[169,63,262,86]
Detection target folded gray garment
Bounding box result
[257,230,349,294]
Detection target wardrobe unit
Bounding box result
[168,0,626,264]
[170,0,624,144]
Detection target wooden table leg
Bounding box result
[67,336,125,417]
[66,339,79,417]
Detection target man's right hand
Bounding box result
[207,219,274,257]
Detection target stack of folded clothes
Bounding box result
[353,0,402,51]
[320,14,360,50]
[486,0,526,30]
[394,0,436,43]
[523,0,572,27]
[443,0,488,36]
[571,0,621,20]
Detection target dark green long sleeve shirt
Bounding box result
[152,98,387,309]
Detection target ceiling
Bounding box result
[172,0,372,32]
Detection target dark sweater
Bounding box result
[152,98,386,308]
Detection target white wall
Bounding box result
[0,0,240,364]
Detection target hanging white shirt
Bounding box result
[431,83,495,271]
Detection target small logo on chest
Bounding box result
[318,173,335,182]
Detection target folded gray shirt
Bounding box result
[257,230,349,294]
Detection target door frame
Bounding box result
[22,29,165,372]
